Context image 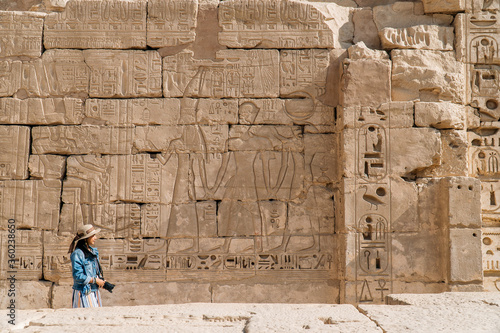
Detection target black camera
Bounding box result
[103,281,115,293]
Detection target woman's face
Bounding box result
[86,234,96,246]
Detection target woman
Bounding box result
[68,224,105,308]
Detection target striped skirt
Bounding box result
[72,289,102,308]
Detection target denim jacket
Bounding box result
[70,246,100,295]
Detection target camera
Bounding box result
[103,281,115,293]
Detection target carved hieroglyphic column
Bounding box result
[463,0,500,292]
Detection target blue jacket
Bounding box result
[70,246,100,294]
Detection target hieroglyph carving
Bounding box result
[0,230,42,280]
[0,11,44,58]
[85,50,162,98]
[44,0,147,49]
[0,98,84,125]
[218,0,334,48]
[380,25,454,51]
[163,50,279,98]
[0,180,61,230]
[355,109,392,304]
[147,0,198,48]
[0,126,30,180]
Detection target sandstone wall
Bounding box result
[0,0,495,308]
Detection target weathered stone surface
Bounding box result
[42,231,72,283]
[446,177,482,228]
[0,126,30,180]
[389,128,441,177]
[44,0,147,49]
[0,11,44,58]
[164,50,279,98]
[228,125,303,151]
[0,98,84,125]
[0,59,22,97]
[373,2,453,31]
[415,102,466,129]
[422,0,466,13]
[0,180,61,230]
[348,41,389,60]
[0,281,51,310]
[361,293,500,333]
[147,0,198,48]
[341,58,391,107]
[380,25,455,51]
[391,49,466,103]
[417,130,468,178]
[28,155,66,179]
[353,9,381,49]
[212,281,338,303]
[450,228,483,283]
[0,230,42,280]
[20,50,89,98]
[280,49,330,98]
[219,0,352,49]
[44,0,70,11]
[85,50,162,98]
[32,126,133,155]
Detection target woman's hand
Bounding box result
[96,277,105,288]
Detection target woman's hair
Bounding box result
[75,238,94,258]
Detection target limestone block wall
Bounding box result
[0,0,493,308]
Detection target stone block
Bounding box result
[341,59,391,107]
[391,50,466,103]
[391,177,418,233]
[43,231,73,283]
[191,99,238,125]
[373,2,453,31]
[28,155,66,179]
[0,11,44,58]
[389,128,441,177]
[422,0,466,13]
[0,180,61,230]
[62,154,178,205]
[341,102,414,129]
[482,227,500,287]
[415,102,466,129]
[44,0,70,11]
[212,281,338,303]
[391,231,447,282]
[348,42,390,60]
[44,0,147,49]
[0,126,29,180]
[280,49,330,99]
[0,98,84,125]
[380,25,454,51]
[0,280,51,310]
[85,50,162,98]
[449,229,483,283]
[134,125,227,153]
[417,130,468,178]
[32,126,133,155]
[304,135,338,184]
[20,50,89,98]
[60,203,141,238]
[147,0,198,48]
[353,8,381,49]
[0,230,43,280]
[219,0,352,49]
[164,49,279,98]
[52,282,212,308]
[239,99,334,126]
[445,177,482,228]
[0,60,22,97]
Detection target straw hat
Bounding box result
[76,224,101,240]
[68,224,101,253]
